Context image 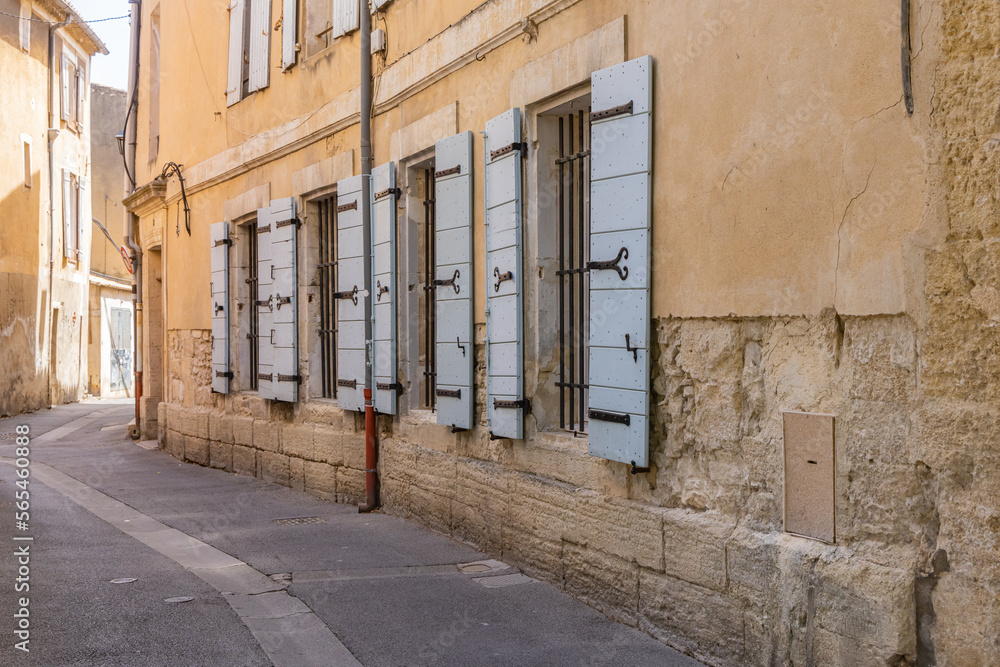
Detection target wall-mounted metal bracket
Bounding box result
[630,460,651,475]
[587,247,629,281]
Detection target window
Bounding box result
[62,170,81,262]
[304,0,359,58]
[316,195,338,398]
[21,135,31,188]
[247,221,260,391]
[227,0,271,106]
[420,166,437,409]
[19,0,31,52]
[555,109,591,433]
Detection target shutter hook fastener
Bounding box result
[457,337,466,357]
[586,246,629,281]
[377,280,389,302]
[625,334,638,363]
[494,267,513,292]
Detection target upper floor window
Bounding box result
[60,51,85,132]
[304,0,359,59]
[227,0,271,106]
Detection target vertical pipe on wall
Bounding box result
[125,0,143,435]
[47,17,70,407]
[359,0,379,513]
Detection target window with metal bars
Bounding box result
[317,195,338,398]
[247,221,260,391]
[555,110,591,433]
[421,167,437,409]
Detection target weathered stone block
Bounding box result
[289,457,305,492]
[342,433,367,470]
[336,466,365,505]
[726,529,779,599]
[184,435,210,466]
[232,416,254,447]
[282,423,315,460]
[209,442,233,472]
[563,543,639,626]
[303,461,336,501]
[259,452,290,487]
[165,429,185,460]
[409,486,452,535]
[566,492,664,571]
[190,411,210,440]
[253,420,281,453]
[232,445,256,477]
[639,570,746,666]
[313,427,343,465]
[209,412,234,445]
[661,509,733,591]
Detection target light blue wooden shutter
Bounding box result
[332,0,359,38]
[256,205,276,400]
[372,162,399,415]
[587,55,653,467]
[281,0,297,70]
[484,109,526,440]
[434,132,475,430]
[336,176,366,412]
[269,198,300,402]
[248,0,271,93]
[227,0,246,106]
[211,222,232,394]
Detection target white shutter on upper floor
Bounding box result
[211,222,232,394]
[248,0,271,93]
[256,205,276,400]
[484,108,526,440]
[371,162,399,416]
[282,0,298,70]
[335,175,367,412]
[332,0,360,39]
[434,132,475,431]
[587,55,654,467]
[268,198,300,402]
[60,55,70,120]
[227,0,246,106]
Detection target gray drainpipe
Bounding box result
[47,17,71,407]
[125,0,143,434]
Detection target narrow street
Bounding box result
[0,400,700,666]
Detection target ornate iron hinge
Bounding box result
[434,165,461,178]
[333,286,359,306]
[257,224,272,234]
[258,373,273,382]
[376,280,389,302]
[586,246,629,281]
[276,217,300,229]
[215,303,225,314]
[590,101,634,122]
[588,409,630,426]
[375,187,402,201]
[255,295,273,310]
[490,142,527,161]
[275,295,292,309]
[494,398,531,414]
[433,269,460,295]
[337,379,358,389]
[436,388,461,399]
[336,200,358,213]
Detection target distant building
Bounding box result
[0,0,108,417]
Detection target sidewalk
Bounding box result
[0,400,702,666]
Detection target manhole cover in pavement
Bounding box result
[110,578,137,584]
[164,597,193,603]
[273,516,327,526]
[459,564,492,574]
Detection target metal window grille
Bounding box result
[555,110,591,433]
[247,221,260,391]
[317,196,338,398]
[422,167,437,409]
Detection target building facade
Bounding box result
[125,0,998,664]
[87,83,133,399]
[0,0,107,417]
